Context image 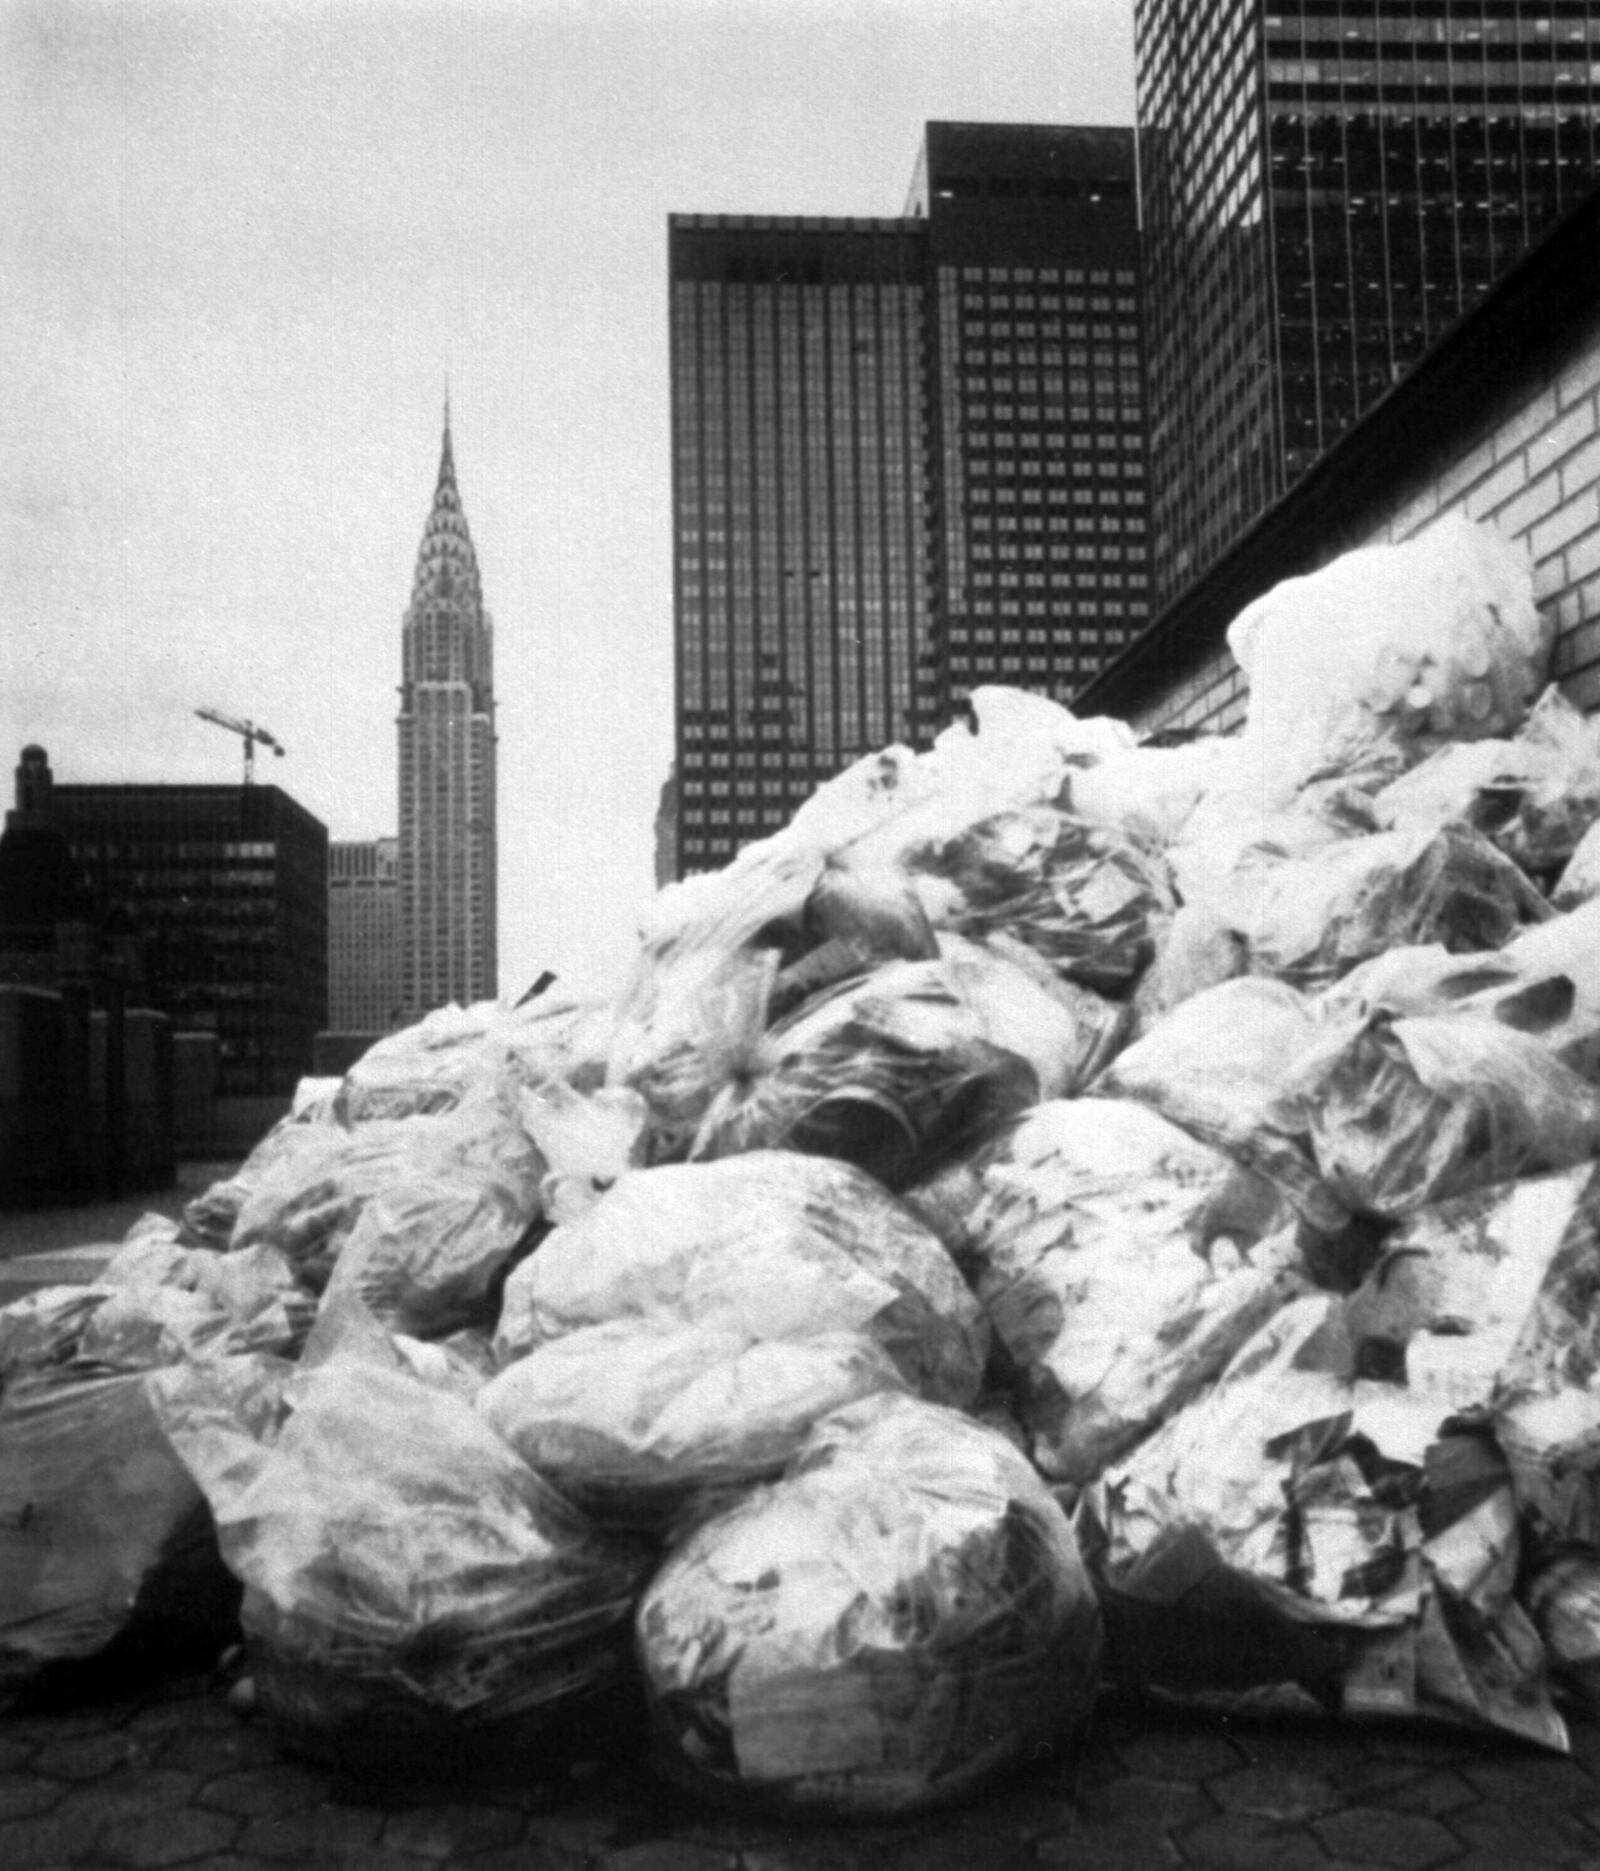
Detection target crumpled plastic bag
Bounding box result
[477,1321,906,1527]
[1085,1295,1567,1748]
[493,1152,986,1410]
[957,1098,1302,1484]
[1555,819,1600,911]
[903,804,1173,995]
[689,959,1040,1191]
[1064,732,1243,852]
[151,1309,646,1774]
[1281,1011,1600,1221]
[635,1391,1102,1818]
[1227,516,1550,806]
[1215,825,1550,991]
[1092,977,1347,1237]
[0,1362,261,1704]
[1526,1547,1600,1712]
[520,1079,649,1225]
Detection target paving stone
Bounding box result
[1177,1811,1335,1871]
[379,1800,526,1859]
[34,1727,151,1780]
[1207,1764,1339,1821]
[235,1802,388,1861]
[1458,1750,1600,1807]
[61,1764,205,1827]
[158,1721,280,1777]
[524,1804,629,1854]
[0,1733,38,1773]
[1446,1800,1600,1863]
[1367,1767,1478,1816]
[0,1803,116,1865]
[97,1806,242,1868]
[1312,1804,1458,1868]
[877,1825,1026,1871]
[1034,1820,1184,1869]
[1116,1727,1246,1784]
[1073,1770,1211,1832]
[0,1769,65,1819]
[461,1844,591,1871]
[735,1832,894,1871]
[200,1761,333,1817]
[595,1843,737,1871]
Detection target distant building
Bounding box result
[668,121,1148,873]
[53,780,328,1096]
[397,410,498,1015]
[327,835,400,1032]
[1136,0,1600,607]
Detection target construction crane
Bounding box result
[194,708,286,785]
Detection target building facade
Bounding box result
[669,122,1149,875]
[327,836,400,1033]
[396,414,498,1016]
[52,781,328,1097]
[912,122,1148,725]
[1136,0,1600,609]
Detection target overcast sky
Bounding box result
[2,0,1135,1002]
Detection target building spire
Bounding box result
[437,386,457,496]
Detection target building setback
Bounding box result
[396,413,498,1017]
[327,836,400,1033]
[669,122,1149,876]
[52,782,328,1097]
[1136,0,1600,609]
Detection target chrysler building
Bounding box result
[396,408,498,1016]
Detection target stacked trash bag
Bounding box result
[12,510,1600,1810]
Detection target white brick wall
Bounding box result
[1124,309,1600,736]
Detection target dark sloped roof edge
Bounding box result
[1075,185,1600,725]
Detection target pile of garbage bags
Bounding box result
[9,514,1600,1812]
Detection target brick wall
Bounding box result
[1123,307,1600,739]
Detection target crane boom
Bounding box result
[195,708,286,785]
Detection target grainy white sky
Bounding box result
[1,0,1135,1001]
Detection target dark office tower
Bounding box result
[397,410,498,1017]
[910,123,1149,725]
[669,217,929,875]
[52,782,328,1096]
[1137,0,1600,607]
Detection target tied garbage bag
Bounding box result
[152,1311,647,1775]
[1282,1011,1600,1221]
[904,804,1173,995]
[635,1391,1102,1818]
[1086,1297,1567,1748]
[958,1098,1301,1484]
[493,1152,986,1410]
[689,959,1040,1190]
[477,1321,906,1528]
[1227,515,1549,806]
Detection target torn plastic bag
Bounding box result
[493,1152,986,1411]
[937,932,1130,1099]
[957,1098,1302,1484]
[903,804,1173,995]
[1092,977,1348,1239]
[1284,1010,1600,1221]
[635,1391,1102,1819]
[0,1288,105,1390]
[152,1314,647,1776]
[1496,684,1600,875]
[0,1361,275,1705]
[689,959,1040,1190]
[1221,825,1550,991]
[1227,516,1550,807]
[1341,1163,1600,1426]
[478,1322,906,1528]
[1086,1298,1567,1748]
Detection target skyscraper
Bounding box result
[1137,0,1600,607]
[327,836,400,1033]
[396,412,498,1016]
[668,122,1148,875]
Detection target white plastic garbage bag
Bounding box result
[493,1152,986,1410]
[635,1391,1102,1817]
